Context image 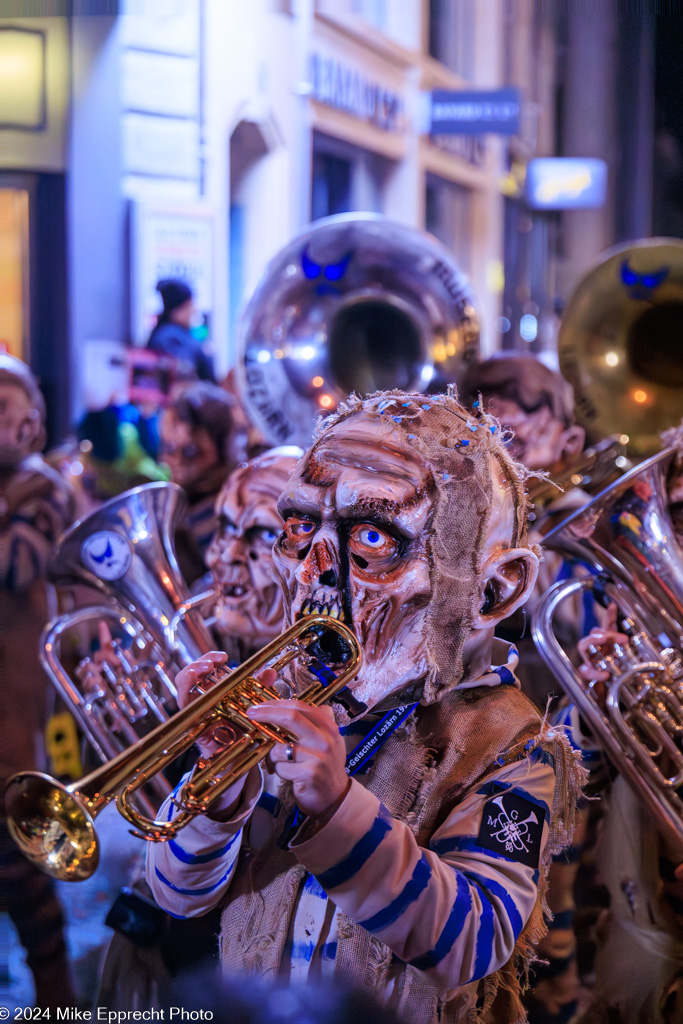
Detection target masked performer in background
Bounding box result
[0,354,75,1006]
[460,356,586,491]
[208,446,302,662]
[460,355,588,708]
[147,388,585,1024]
[159,381,246,584]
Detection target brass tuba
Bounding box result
[237,214,480,449]
[559,238,683,457]
[532,447,683,848]
[40,482,216,808]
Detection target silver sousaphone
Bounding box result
[237,213,480,449]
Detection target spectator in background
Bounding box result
[159,381,246,584]
[147,279,215,383]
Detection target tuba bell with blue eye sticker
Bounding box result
[558,237,683,457]
[237,213,480,450]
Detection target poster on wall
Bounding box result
[130,202,215,346]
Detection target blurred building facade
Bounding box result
[0,1,659,443]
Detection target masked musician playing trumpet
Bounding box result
[146,388,585,1024]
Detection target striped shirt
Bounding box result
[147,642,556,990]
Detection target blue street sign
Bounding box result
[429,88,521,136]
[526,158,608,209]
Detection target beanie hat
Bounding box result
[157,278,193,315]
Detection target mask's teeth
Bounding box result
[339,608,346,622]
[330,606,339,619]
[302,601,310,616]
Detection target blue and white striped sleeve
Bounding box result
[291,755,556,991]
[146,769,262,918]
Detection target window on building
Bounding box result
[312,151,353,221]
[428,0,474,80]
[425,173,472,272]
[311,133,392,221]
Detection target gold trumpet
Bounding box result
[5,616,361,883]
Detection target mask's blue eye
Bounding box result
[262,529,278,543]
[352,525,395,554]
[284,518,317,546]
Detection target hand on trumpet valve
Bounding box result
[175,650,262,820]
[247,700,350,821]
[577,603,630,704]
[75,622,125,693]
[175,651,235,758]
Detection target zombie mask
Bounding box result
[206,447,302,649]
[273,389,538,715]
[160,411,222,491]
[483,396,583,473]
[460,356,584,474]
[0,355,46,469]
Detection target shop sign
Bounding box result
[429,88,520,135]
[526,158,607,209]
[310,53,403,132]
[131,203,214,344]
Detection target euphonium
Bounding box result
[39,482,217,808]
[6,615,361,882]
[532,447,683,849]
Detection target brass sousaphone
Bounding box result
[559,237,683,458]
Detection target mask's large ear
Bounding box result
[471,547,539,630]
[560,424,585,463]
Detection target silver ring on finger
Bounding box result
[285,743,296,763]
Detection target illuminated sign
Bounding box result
[310,53,404,133]
[429,88,520,135]
[0,27,46,130]
[526,158,607,209]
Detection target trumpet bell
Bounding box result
[6,772,99,882]
[6,616,361,882]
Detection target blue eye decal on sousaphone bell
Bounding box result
[301,246,354,295]
[620,259,670,301]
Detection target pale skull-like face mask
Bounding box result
[0,381,44,468]
[484,396,584,474]
[206,448,301,649]
[273,392,537,715]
